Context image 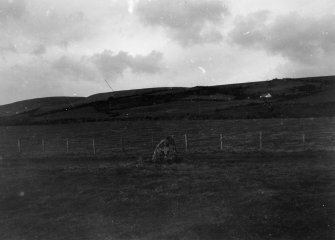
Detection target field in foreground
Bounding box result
[0,151,334,240]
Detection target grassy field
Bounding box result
[0,151,334,240]
[1,118,335,157]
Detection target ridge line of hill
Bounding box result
[1,76,334,125]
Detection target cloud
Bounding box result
[0,59,106,104]
[230,12,335,64]
[0,49,164,103]
[32,45,46,55]
[0,0,26,21]
[0,42,17,53]
[1,0,334,105]
[2,49,164,94]
[0,0,97,55]
[135,0,228,46]
[91,50,163,80]
[52,56,98,81]
[23,10,88,47]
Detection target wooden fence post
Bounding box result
[302,133,305,147]
[92,138,96,155]
[259,131,262,150]
[42,139,45,152]
[18,139,21,153]
[66,138,69,153]
[184,133,188,152]
[220,134,223,151]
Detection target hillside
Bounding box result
[0,97,84,117]
[1,76,335,125]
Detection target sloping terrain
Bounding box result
[1,76,334,125]
[0,97,84,117]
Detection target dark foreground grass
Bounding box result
[0,151,334,240]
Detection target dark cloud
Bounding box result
[35,50,164,85]
[0,49,164,103]
[3,50,163,89]
[136,0,228,46]
[0,0,92,53]
[0,0,26,21]
[32,45,46,55]
[0,42,17,53]
[52,55,98,82]
[230,12,335,64]
[91,50,163,80]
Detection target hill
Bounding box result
[0,97,84,117]
[1,76,335,125]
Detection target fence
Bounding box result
[1,130,335,158]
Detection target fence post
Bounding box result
[302,133,305,147]
[66,138,69,153]
[259,131,262,151]
[42,139,45,152]
[184,133,188,152]
[18,139,21,153]
[220,134,223,151]
[92,138,96,155]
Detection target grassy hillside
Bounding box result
[0,97,84,117]
[1,76,335,125]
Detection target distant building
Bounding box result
[260,93,272,99]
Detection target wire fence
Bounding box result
[1,130,335,158]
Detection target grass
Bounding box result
[0,151,334,240]
[1,118,335,158]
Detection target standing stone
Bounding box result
[152,136,180,163]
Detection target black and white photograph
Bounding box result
[0,0,334,239]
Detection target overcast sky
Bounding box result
[0,0,334,104]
